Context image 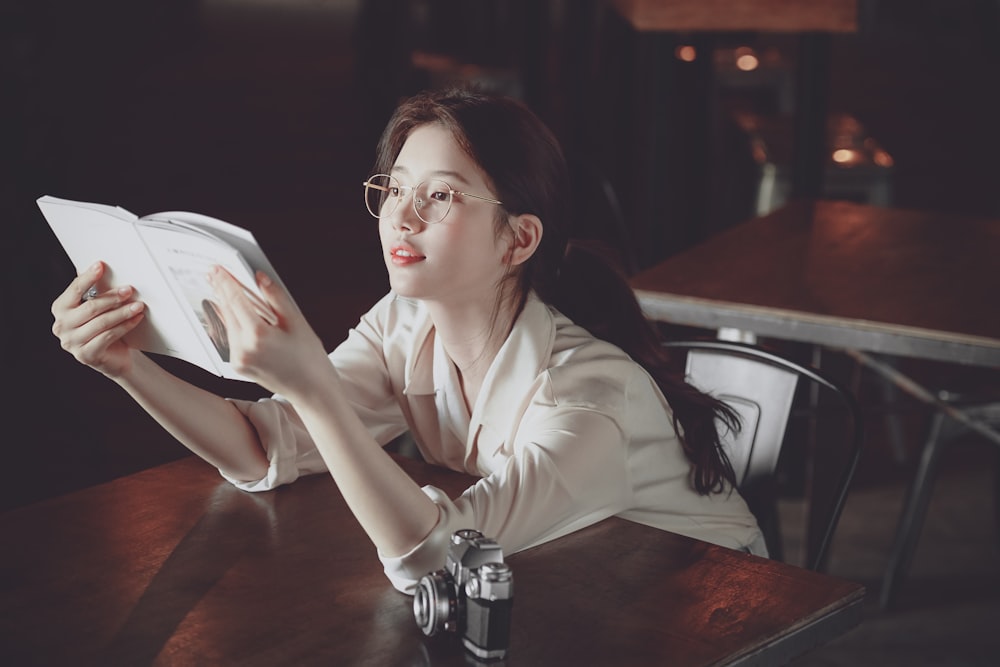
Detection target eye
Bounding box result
[429,189,450,203]
[388,186,402,197]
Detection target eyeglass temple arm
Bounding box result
[458,191,503,205]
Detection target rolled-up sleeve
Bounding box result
[219,293,409,492]
[378,403,632,594]
[220,396,326,492]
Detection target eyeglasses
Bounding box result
[362,174,503,224]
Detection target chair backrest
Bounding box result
[663,340,864,571]
[680,350,799,488]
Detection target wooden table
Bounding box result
[631,200,1000,369]
[1,453,864,666]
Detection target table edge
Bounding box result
[636,290,1000,368]
[722,588,866,666]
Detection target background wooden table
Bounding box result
[631,200,1000,368]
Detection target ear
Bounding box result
[506,213,543,266]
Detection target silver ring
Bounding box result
[82,286,99,303]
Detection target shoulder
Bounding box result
[361,291,425,324]
[546,303,636,377]
[355,292,430,341]
[540,304,652,414]
[336,292,434,374]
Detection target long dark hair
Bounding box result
[375,87,738,494]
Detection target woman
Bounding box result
[51,88,765,593]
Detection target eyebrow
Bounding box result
[390,165,474,188]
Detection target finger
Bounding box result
[60,300,145,354]
[53,285,138,344]
[255,271,294,323]
[207,267,279,326]
[53,261,105,312]
[79,303,146,350]
[208,266,261,333]
[61,284,134,326]
[242,278,279,326]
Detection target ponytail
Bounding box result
[544,242,739,495]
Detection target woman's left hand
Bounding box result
[207,266,331,398]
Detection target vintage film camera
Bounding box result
[413,529,514,661]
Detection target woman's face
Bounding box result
[378,124,511,307]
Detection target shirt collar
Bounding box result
[470,293,555,435]
[400,299,436,397]
[399,292,556,435]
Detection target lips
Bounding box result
[389,242,425,265]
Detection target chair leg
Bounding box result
[879,411,949,610]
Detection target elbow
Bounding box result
[218,443,270,484]
[232,456,270,484]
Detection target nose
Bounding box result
[390,189,424,232]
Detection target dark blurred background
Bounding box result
[3,1,999,663]
[4,0,999,503]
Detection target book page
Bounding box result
[143,210,293,303]
[38,196,216,374]
[135,222,260,380]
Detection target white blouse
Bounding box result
[223,292,766,593]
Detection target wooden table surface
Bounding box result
[632,200,1000,368]
[1,454,864,666]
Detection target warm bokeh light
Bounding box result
[734,46,759,71]
[675,45,697,62]
[873,150,895,167]
[832,148,860,164]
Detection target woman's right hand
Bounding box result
[51,261,146,378]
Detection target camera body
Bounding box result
[413,529,513,660]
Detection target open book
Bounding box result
[38,195,291,382]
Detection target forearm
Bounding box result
[286,363,439,558]
[114,351,269,481]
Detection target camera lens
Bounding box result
[413,571,458,636]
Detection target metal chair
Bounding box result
[663,340,864,571]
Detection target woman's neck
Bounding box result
[426,297,517,411]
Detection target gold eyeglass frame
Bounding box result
[362,173,503,224]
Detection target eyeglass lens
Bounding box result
[364,175,453,224]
